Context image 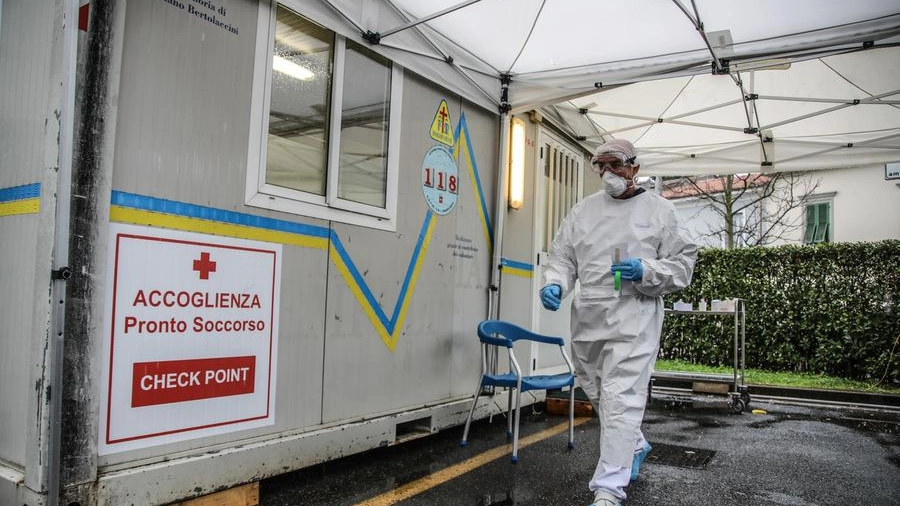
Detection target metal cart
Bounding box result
[651,299,751,413]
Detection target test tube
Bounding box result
[613,247,621,291]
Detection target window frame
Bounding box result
[803,200,832,244]
[246,1,403,231]
[724,210,748,248]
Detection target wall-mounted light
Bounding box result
[509,118,526,210]
[273,54,315,80]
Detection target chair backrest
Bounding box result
[477,320,565,347]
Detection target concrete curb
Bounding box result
[546,380,900,409]
[649,376,900,408]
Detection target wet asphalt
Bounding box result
[259,396,900,506]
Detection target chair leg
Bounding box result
[567,386,575,449]
[460,381,483,447]
[506,387,513,438]
[511,388,522,463]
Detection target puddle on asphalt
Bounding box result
[390,467,432,487]
[652,395,899,436]
[694,417,732,428]
[744,412,900,435]
[473,491,516,505]
[888,454,900,469]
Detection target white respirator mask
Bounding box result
[602,171,629,197]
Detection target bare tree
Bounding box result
[663,172,822,248]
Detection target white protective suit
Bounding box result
[542,187,697,483]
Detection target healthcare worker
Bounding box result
[539,139,697,506]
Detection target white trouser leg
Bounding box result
[571,296,662,470]
[589,459,629,500]
[571,341,601,414]
[633,432,647,452]
[588,430,649,500]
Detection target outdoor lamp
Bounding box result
[509,118,526,209]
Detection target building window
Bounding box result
[247,2,402,230]
[803,202,831,244]
[723,210,749,248]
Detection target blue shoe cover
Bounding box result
[630,441,652,481]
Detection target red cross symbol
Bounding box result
[192,252,217,280]
[438,106,449,132]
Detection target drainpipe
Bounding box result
[488,75,512,320]
[60,0,123,503]
[46,0,80,503]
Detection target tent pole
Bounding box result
[378,0,482,39]
[373,0,501,109]
[489,111,510,320]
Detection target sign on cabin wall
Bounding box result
[99,223,281,454]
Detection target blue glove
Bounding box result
[540,284,561,311]
[611,258,643,281]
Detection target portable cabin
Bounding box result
[2,1,898,505]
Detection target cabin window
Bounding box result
[247,2,402,230]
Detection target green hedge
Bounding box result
[661,240,900,384]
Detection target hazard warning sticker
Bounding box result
[430,99,455,146]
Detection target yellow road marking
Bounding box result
[354,417,591,506]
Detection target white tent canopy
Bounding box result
[550,47,900,175]
[306,0,900,174]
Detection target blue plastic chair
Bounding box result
[459,320,576,462]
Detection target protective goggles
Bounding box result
[590,154,635,173]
